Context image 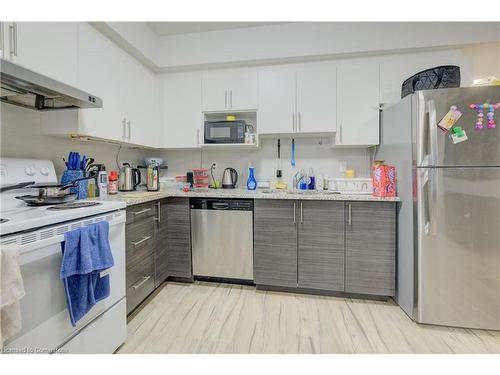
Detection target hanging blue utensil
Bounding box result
[291,139,296,168]
[80,155,87,171]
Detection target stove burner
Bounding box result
[0,218,9,224]
[47,202,103,210]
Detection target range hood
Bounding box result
[0,59,102,110]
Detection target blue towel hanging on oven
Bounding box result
[60,221,114,326]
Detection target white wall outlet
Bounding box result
[339,161,347,173]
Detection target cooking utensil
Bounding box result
[15,193,78,206]
[27,173,96,198]
[291,139,296,168]
[276,139,282,178]
[0,181,36,193]
[84,158,95,171]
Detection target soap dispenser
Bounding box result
[246,163,257,190]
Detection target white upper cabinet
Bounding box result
[161,73,202,149]
[259,64,337,135]
[296,64,337,133]
[2,22,78,86]
[77,23,129,143]
[334,61,380,147]
[123,55,158,148]
[41,23,158,148]
[202,69,258,111]
[258,69,296,134]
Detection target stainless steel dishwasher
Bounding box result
[190,198,253,281]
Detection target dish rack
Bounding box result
[327,178,372,195]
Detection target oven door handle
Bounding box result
[6,212,126,265]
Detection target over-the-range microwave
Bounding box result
[204,120,246,144]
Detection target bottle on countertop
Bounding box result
[108,170,119,195]
[98,165,108,198]
[308,168,316,190]
[246,163,257,191]
[316,173,324,191]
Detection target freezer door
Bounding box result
[416,86,500,167]
[416,166,500,330]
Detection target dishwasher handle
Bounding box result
[212,202,229,210]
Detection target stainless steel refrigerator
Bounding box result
[377,86,500,330]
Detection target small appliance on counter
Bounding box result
[222,168,238,189]
[118,163,141,191]
[327,177,372,195]
[137,157,167,191]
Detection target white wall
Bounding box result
[98,22,499,71]
[0,104,154,180]
[154,22,499,71]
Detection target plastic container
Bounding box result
[175,175,187,190]
[328,178,372,194]
[108,170,119,195]
[193,168,209,190]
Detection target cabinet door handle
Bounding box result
[230,90,233,109]
[126,120,131,140]
[131,235,151,247]
[197,128,200,145]
[292,112,296,132]
[132,276,151,290]
[339,123,343,144]
[9,23,17,57]
[300,202,303,223]
[133,207,151,216]
[293,202,296,223]
[122,119,127,139]
[225,90,228,109]
[0,22,4,58]
[154,201,161,222]
[298,112,302,132]
[347,203,352,225]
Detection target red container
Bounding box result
[385,166,397,197]
[371,162,396,198]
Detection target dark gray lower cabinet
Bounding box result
[165,197,192,279]
[254,199,396,297]
[126,201,157,314]
[254,200,297,288]
[154,200,168,287]
[345,201,396,296]
[298,201,345,291]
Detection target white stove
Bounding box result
[0,157,127,354]
[0,157,125,236]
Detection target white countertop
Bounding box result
[96,188,400,206]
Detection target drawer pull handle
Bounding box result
[133,208,151,216]
[132,276,151,290]
[131,235,151,247]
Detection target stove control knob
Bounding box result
[25,166,36,176]
[40,167,51,176]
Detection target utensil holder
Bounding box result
[61,170,88,199]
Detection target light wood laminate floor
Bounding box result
[118,282,500,354]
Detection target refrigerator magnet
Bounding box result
[438,106,462,131]
[450,127,468,144]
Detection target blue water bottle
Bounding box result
[247,164,257,191]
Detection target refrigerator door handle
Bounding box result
[422,168,438,236]
[427,100,438,167]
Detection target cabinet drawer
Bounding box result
[126,218,155,256]
[126,202,156,224]
[126,271,155,314]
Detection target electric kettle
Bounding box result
[222,168,238,189]
[119,163,141,191]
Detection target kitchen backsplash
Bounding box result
[161,138,371,189]
[0,105,154,179]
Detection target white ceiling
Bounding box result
[147,22,289,36]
